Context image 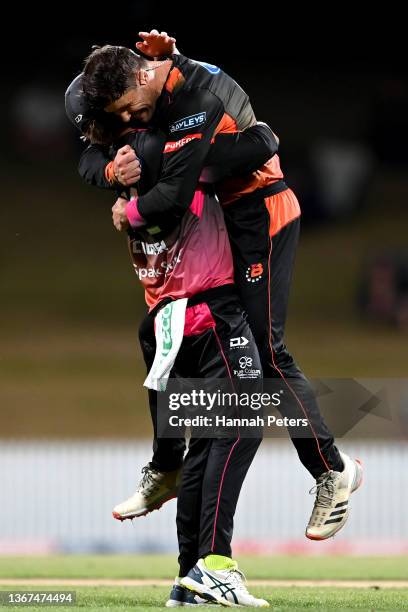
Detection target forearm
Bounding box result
[78,144,117,190]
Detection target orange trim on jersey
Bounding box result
[165,67,185,94]
[214,112,239,136]
[264,188,301,237]
[217,155,284,205]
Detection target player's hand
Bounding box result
[113,145,141,186]
[112,197,129,232]
[136,29,176,58]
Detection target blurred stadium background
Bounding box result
[1,2,407,569]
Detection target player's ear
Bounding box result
[137,69,149,86]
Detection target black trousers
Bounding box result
[139,313,186,472]
[140,288,262,576]
[223,185,343,478]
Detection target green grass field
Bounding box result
[1,585,407,611]
[1,555,408,580]
[0,555,407,610]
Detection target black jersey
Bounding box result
[134,53,257,226]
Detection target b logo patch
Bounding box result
[246,263,264,283]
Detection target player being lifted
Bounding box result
[74,29,363,550]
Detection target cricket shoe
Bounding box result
[306,451,363,540]
[112,464,181,521]
[181,559,269,607]
[166,577,215,607]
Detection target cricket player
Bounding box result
[79,32,363,551]
[66,72,283,606]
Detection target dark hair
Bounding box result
[82,45,146,110]
[82,113,125,145]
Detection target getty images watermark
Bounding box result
[166,388,308,430]
[157,379,312,438]
[157,378,403,439]
[168,388,282,410]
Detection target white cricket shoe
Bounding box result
[112,464,181,521]
[306,451,363,540]
[181,559,269,608]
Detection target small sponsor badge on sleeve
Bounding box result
[169,112,207,134]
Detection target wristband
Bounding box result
[125,197,145,228]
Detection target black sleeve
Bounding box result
[137,89,224,226]
[78,144,117,190]
[205,123,278,179]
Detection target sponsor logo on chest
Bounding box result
[132,239,168,255]
[164,134,202,153]
[169,112,206,133]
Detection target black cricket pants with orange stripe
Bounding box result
[139,287,262,576]
[223,182,343,478]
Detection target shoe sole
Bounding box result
[112,489,178,522]
[352,458,363,492]
[180,577,234,608]
[306,458,363,541]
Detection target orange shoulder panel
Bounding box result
[214,113,238,135]
[165,68,185,94]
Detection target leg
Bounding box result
[112,314,185,521]
[265,213,343,477]
[139,313,186,471]
[225,189,342,478]
[176,436,211,577]
[199,293,263,559]
[175,294,262,573]
[198,436,261,560]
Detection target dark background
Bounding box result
[1,4,407,438]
